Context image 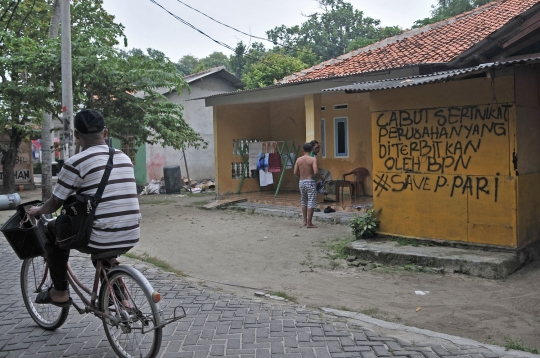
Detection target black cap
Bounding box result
[74,109,106,134]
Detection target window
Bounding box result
[334,117,348,157]
[321,106,326,111]
[321,119,326,158]
[333,104,348,110]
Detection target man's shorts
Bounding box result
[299,180,317,209]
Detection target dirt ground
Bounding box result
[9,189,540,351]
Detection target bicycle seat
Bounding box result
[91,248,130,261]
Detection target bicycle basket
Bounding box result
[0,201,47,260]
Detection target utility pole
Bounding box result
[41,0,60,201]
[60,0,74,159]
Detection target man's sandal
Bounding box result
[35,287,73,308]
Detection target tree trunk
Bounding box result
[2,128,24,194]
[41,0,61,201]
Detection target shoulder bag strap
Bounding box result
[94,146,115,202]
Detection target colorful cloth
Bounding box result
[268,153,282,173]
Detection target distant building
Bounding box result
[123,66,242,185]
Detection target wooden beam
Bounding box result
[503,12,540,48]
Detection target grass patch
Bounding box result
[325,237,356,260]
[124,252,185,276]
[385,236,429,247]
[269,291,298,303]
[504,337,539,354]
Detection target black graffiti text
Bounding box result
[379,174,499,202]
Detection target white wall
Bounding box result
[146,74,237,181]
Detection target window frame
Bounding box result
[334,117,349,158]
[321,118,326,158]
[333,104,348,110]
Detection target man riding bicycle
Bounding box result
[29,109,141,307]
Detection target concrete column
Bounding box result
[304,94,321,142]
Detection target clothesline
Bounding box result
[235,140,301,197]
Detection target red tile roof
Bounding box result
[279,0,540,84]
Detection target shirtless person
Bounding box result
[294,142,319,228]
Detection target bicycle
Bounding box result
[9,207,185,358]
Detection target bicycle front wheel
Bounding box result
[99,265,163,358]
[20,256,70,330]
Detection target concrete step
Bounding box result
[346,238,540,279]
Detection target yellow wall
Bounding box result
[318,93,373,194]
[214,98,306,195]
[370,75,518,247]
[515,64,540,248]
[270,98,307,191]
[214,103,271,194]
[213,91,374,196]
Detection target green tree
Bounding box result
[228,41,268,80]
[413,0,496,28]
[176,54,199,75]
[0,0,205,193]
[77,47,205,151]
[266,0,401,62]
[193,51,229,73]
[242,53,307,89]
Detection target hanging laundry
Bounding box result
[256,153,268,171]
[259,169,274,186]
[282,152,296,169]
[268,153,282,173]
[249,142,262,172]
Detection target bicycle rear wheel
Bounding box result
[20,256,70,330]
[99,265,163,358]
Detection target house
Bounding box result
[122,66,242,186]
[205,0,540,249]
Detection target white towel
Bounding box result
[249,142,262,171]
[259,168,274,186]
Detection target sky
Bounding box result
[101,0,435,62]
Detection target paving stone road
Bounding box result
[0,238,519,358]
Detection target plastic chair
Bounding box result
[342,167,368,197]
[334,180,353,203]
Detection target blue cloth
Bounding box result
[256,153,268,171]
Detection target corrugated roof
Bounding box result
[279,0,540,84]
[323,56,540,93]
[184,65,241,86]
[134,66,242,98]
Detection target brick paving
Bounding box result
[0,239,504,358]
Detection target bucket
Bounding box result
[0,193,21,210]
[163,166,182,194]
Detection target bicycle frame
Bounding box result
[36,254,186,333]
[33,216,186,333]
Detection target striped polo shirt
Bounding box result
[53,144,141,250]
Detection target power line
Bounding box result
[148,0,284,73]
[1,0,21,32]
[149,0,236,53]
[16,0,37,36]
[0,0,22,44]
[173,0,322,59]
[173,0,275,45]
